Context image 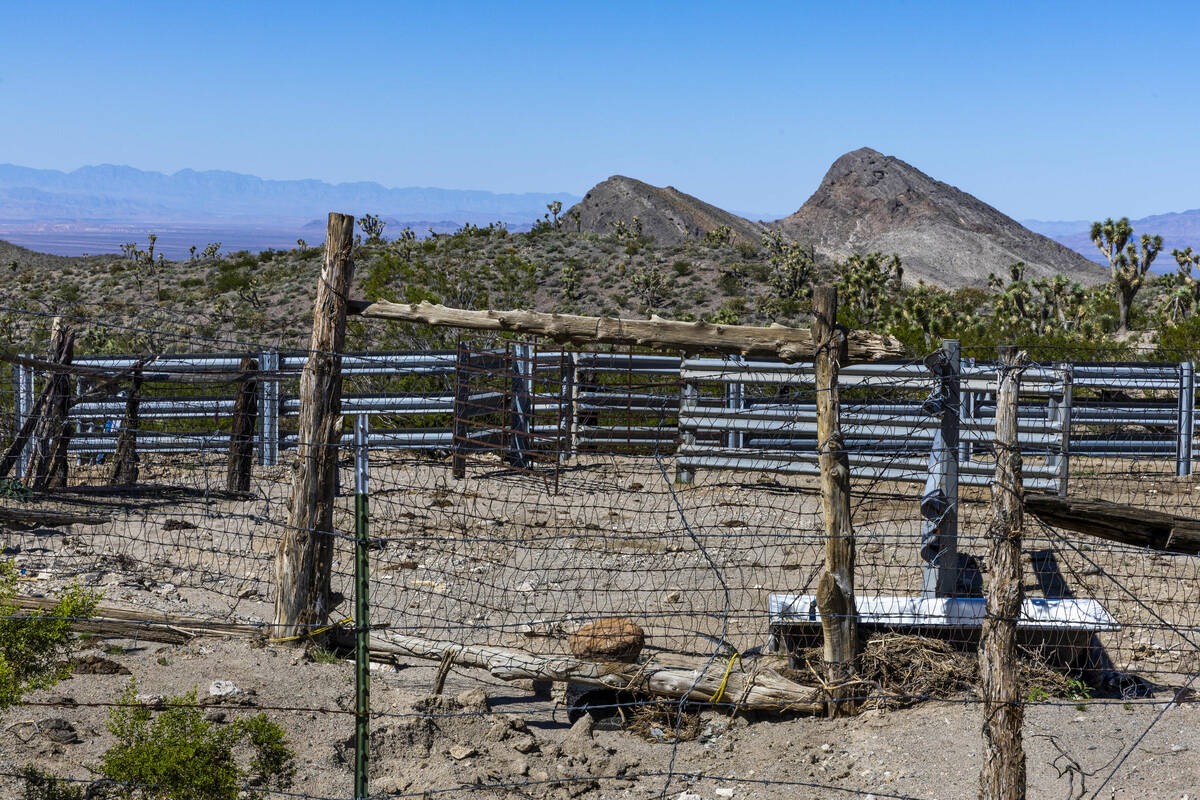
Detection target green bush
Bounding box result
[99,683,295,799]
[0,560,99,710]
[1156,314,1200,361]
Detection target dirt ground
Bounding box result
[4,452,1200,798]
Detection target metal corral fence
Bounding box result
[10,344,1197,489]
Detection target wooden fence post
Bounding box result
[226,357,259,493]
[979,345,1026,800]
[109,369,143,486]
[273,212,356,641]
[812,286,857,717]
[23,318,75,489]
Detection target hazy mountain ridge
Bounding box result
[0,163,580,223]
[1024,209,1200,268]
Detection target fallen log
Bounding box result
[349,300,904,364]
[0,507,111,529]
[12,597,266,644]
[1025,494,1200,555]
[342,631,824,712]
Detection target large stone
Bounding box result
[569,618,644,663]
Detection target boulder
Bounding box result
[569,617,644,663]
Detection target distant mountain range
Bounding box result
[567,148,1108,288]
[2,157,1194,286]
[1023,210,1200,268]
[0,163,579,225]
[0,163,581,258]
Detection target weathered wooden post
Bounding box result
[25,318,75,489]
[273,212,356,641]
[109,369,143,486]
[979,345,1026,800]
[923,339,960,597]
[226,356,259,493]
[812,286,857,717]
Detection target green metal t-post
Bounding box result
[353,414,370,800]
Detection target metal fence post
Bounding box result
[675,378,697,484]
[560,351,576,463]
[259,350,280,466]
[1177,361,1195,477]
[15,357,34,478]
[923,339,959,598]
[725,356,745,450]
[510,343,533,469]
[353,414,370,800]
[1058,364,1073,496]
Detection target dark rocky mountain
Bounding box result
[772,148,1109,287]
[565,176,766,245]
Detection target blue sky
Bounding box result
[2,0,1197,220]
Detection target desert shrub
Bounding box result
[716,267,743,296]
[1155,314,1200,361]
[99,683,295,800]
[734,240,759,259]
[0,559,99,710]
[709,297,746,325]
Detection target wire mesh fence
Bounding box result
[2,309,1200,799]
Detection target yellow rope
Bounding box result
[268,616,352,643]
[709,650,742,705]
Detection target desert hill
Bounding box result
[569,150,1109,288]
[772,148,1108,287]
[565,176,766,245]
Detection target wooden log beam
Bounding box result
[274,212,356,641]
[344,631,824,712]
[12,597,265,643]
[0,508,111,529]
[979,346,1027,800]
[348,299,904,364]
[1024,494,1200,555]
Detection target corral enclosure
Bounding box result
[3,305,1200,800]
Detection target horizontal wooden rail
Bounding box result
[348,300,905,363]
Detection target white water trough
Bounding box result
[768,593,1119,669]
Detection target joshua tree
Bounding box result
[835,252,903,327]
[1091,217,1162,332]
[358,213,387,242]
[1169,247,1200,322]
[547,201,562,229]
[760,230,815,316]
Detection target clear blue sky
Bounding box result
[2,0,1197,221]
